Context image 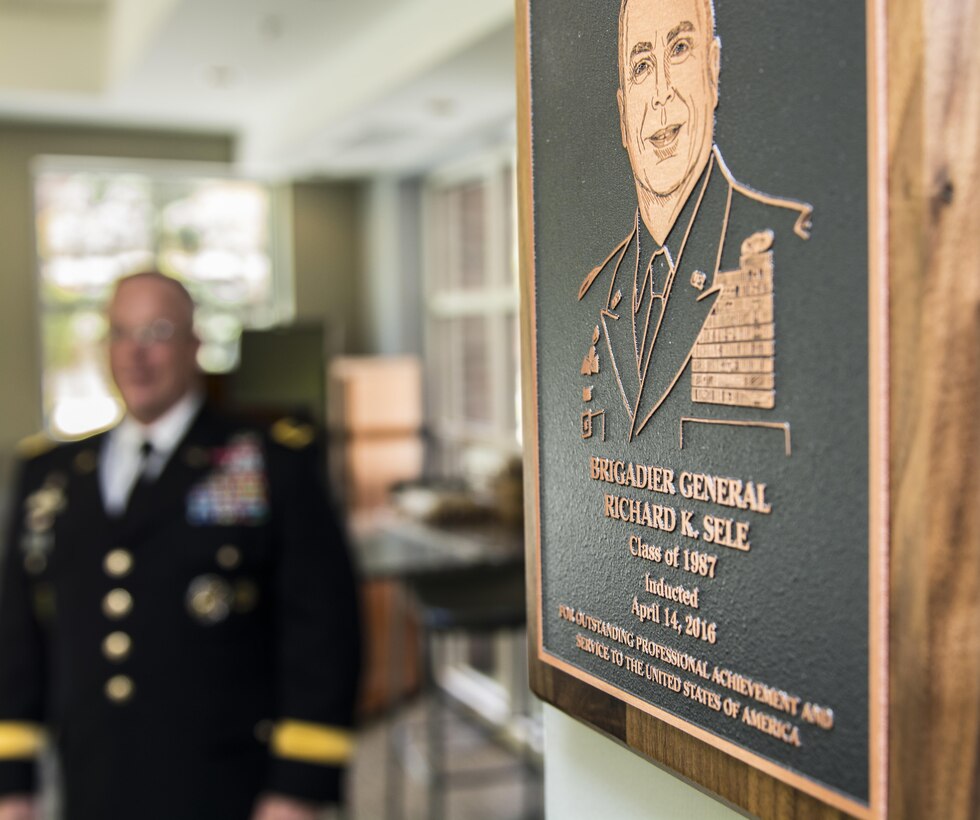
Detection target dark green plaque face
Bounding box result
[527,0,872,811]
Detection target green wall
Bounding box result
[290,180,364,353]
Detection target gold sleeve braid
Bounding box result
[0,722,43,760]
[270,720,353,766]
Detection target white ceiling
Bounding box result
[0,0,517,178]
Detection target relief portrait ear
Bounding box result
[709,36,721,107]
[617,86,628,150]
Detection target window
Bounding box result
[423,149,520,469]
[419,148,537,749]
[32,157,289,438]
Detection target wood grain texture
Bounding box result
[518,0,979,817]
[888,0,980,818]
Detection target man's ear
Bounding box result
[190,333,202,367]
[617,87,628,148]
[709,36,721,107]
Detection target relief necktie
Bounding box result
[636,248,671,369]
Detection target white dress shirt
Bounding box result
[99,391,204,515]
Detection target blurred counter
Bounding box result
[349,510,525,717]
[351,509,524,580]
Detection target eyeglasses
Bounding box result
[107,319,187,347]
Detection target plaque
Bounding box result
[520,1,887,816]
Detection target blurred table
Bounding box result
[348,510,526,716]
[351,510,525,580]
[350,510,530,820]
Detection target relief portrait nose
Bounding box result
[652,69,675,108]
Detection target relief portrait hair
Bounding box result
[617,0,717,87]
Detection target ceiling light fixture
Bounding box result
[428,97,456,117]
[205,65,240,90]
[259,14,284,41]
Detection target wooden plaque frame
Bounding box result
[516,1,979,818]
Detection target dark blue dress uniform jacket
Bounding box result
[0,406,361,819]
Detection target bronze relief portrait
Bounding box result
[578,0,812,446]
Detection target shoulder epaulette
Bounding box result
[15,432,57,461]
[270,418,314,450]
[712,145,813,240]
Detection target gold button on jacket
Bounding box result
[215,544,241,570]
[102,632,132,662]
[104,549,133,578]
[105,675,135,704]
[102,588,133,620]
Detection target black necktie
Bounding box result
[125,441,155,515]
[139,439,153,463]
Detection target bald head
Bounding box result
[113,272,195,328]
[108,272,201,424]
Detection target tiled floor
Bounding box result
[347,699,544,820]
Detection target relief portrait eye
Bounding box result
[633,59,651,80]
[670,39,692,61]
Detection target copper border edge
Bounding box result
[520,0,887,817]
[515,0,546,669]
[866,0,890,815]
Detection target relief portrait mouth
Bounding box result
[648,123,682,159]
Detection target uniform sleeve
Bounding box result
[264,436,362,804]
[0,460,47,797]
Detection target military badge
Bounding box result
[581,409,605,440]
[186,574,234,625]
[24,474,67,533]
[21,474,67,573]
[186,434,269,526]
[581,325,601,375]
[270,418,314,450]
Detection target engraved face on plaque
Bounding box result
[526,0,874,815]
[579,0,813,446]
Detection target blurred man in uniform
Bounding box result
[578,0,813,443]
[0,272,361,820]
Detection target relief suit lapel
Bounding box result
[630,156,732,439]
[600,218,641,422]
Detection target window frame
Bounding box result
[30,154,292,439]
[420,146,521,466]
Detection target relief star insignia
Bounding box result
[581,409,605,440]
[271,418,314,449]
[581,325,601,375]
[580,326,605,438]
